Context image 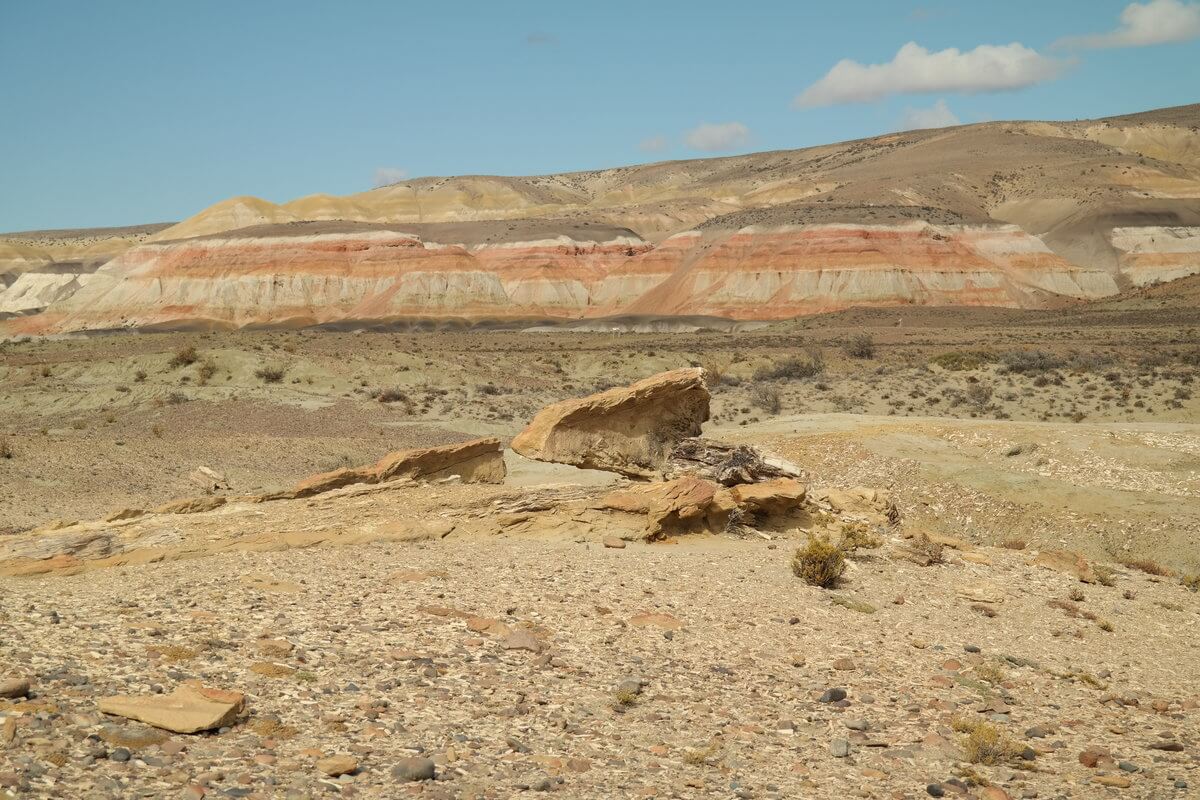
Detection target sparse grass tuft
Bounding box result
[1119,558,1174,577]
[958,720,1024,765]
[749,384,782,414]
[791,536,846,588]
[1181,574,1200,593]
[844,334,875,359]
[168,346,199,368]
[1094,565,1117,587]
[755,350,825,381]
[196,360,217,385]
[613,688,640,708]
[255,366,287,384]
[837,523,882,553]
[0,439,12,459]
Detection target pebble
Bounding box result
[0,679,30,700]
[830,739,850,758]
[316,755,358,777]
[391,757,435,782]
[926,784,945,797]
[819,688,847,703]
[110,747,131,763]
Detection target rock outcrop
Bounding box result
[292,437,505,498]
[511,369,710,478]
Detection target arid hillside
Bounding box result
[3,105,1199,333]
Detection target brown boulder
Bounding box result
[154,496,227,515]
[292,466,376,499]
[98,683,245,734]
[599,476,736,539]
[728,478,807,516]
[373,437,505,483]
[511,368,710,478]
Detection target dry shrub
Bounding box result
[1181,574,1200,593]
[837,523,882,553]
[755,350,825,380]
[1094,565,1117,587]
[196,360,217,385]
[168,346,199,368]
[749,384,782,414]
[792,536,846,588]
[843,334,875,359]
[1120,558,1174,577]
[255,366,286,384]
[956,719,1024,765]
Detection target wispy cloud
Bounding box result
[683,122,751,152]
[899,99,961,130]
[795,42,1066,107]
[638,135,670,153]
[525,32,558,46]
[372,167,408,188]
[1055,0,1200,49]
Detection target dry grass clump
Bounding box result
[1119,558,1174,577]
[974,662,1007,685]
[792,536,846,588]
[843,334,875,359]
[838,523,882,552]
[755,350,825,380]
[930,350,993,371]
[0,439,12,459]
[749,385,781,414]
[168,345,199,368]
[1094,565,1117,587]
[196,360,217,385]
[613,687,640,708]
[255,365,286,384]
[954,719,1025,765]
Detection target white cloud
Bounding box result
[684,122,751,152]
[638,135,669,153]
[899,99,961,130]
[1055,0,1200,49]
[794,42,1065,107]
[372,167,408,188]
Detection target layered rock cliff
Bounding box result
[4,104,1200,331]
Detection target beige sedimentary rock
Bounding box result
[511,369,710,478]
[292,437,505,498]
[98,683,246,734]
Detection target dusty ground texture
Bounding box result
[1,298,1199,799]
[1,513,1198,799]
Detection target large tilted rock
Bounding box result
[292,437,505,498]
[511,368,710,478]
[99,683,246,733]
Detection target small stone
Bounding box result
[830,739,850,758]
[1118,761,1138,772]
[819,688,847,703]
[1093,775,1131,788]
[832,658,855,671]
[602,537,626,549]
[110,747,131,763]
[1175,780,1188,789]
[502,629,543,653]
[391,757,435,782]
[926,785,945,797]
[317,755,358,777]
[843,719,869,731]
[1150,740,1184,752]
[1025,725,1050,739]
[0,679,30,700]
[964,645,981,654]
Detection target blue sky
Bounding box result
[1,0,1197,231]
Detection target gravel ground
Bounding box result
[2,533,1197,799]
